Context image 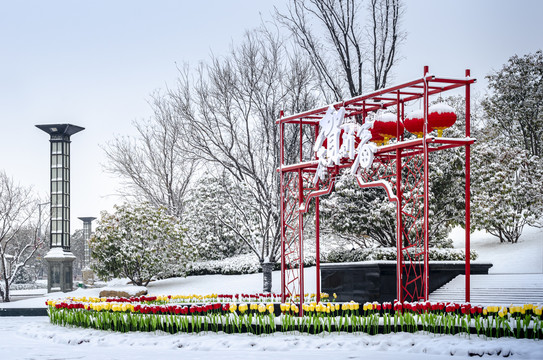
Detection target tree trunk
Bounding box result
[1,278,9,302]
[262,262,274,293]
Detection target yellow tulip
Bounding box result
[335,304,340,311]
[239,304,248,313]
[230,303,237,312]
[258,304,266,313]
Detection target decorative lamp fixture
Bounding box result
[404,109,428,138]
[428,103,457,137]
[372,112,404,144]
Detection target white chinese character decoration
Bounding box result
[351,119,377,175]
[313,106,377,185]
[313,106,345,185]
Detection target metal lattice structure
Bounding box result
[278,67,475,313]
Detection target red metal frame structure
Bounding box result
[278,66,475,313]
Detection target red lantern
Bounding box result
[404,109,429,138]
[373,112,404,144]
[428,103,457,137]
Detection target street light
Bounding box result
[78,217,96,285]
[78,217,96,268]
[36,123,84,293]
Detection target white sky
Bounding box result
[1,0,542,231]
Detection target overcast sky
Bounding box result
[1,0,542,230]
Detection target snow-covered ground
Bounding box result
[451,225,543,274]
[1,226,542,359]
[1,316,542,360]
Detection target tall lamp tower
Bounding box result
[78,216,96,285]
[36,124,84,293]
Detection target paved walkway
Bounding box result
[429,274,543,305]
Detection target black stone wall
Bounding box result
[321,261,493,303]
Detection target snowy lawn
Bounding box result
[1,316,542,360]
[451,225,543,274]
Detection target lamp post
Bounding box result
[78,217,96,274]
[78,217,96,285]
[36,123,84,293]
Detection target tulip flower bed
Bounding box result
[46,295,543,339]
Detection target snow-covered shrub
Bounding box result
[90,203,193,286]
[324,247,477,263]
[471,140,543,243]
[183,173,250,260]
[188,254,261,275]
[11,282,47,290]
[187,253,317,276]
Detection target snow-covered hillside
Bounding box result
[451,225,543,274]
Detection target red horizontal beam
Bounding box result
[277,72,476,124]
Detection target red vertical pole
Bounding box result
[315,122,321,304]
[298,168,304,316]
[298,116,304,313]
[315,197,321,303]
[465,69,471,303]
[280,118,286,304]
[396,92,403,302]
[395,153,403,302]
[423,66,430,301]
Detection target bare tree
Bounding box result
[103,93,199,218]
[369,0,404,90]
[276,0,404,98]
[170,27,318,291]
[0,171,44,302]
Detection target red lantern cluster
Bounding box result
[371,112,404,145]
[428,102,457,137]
